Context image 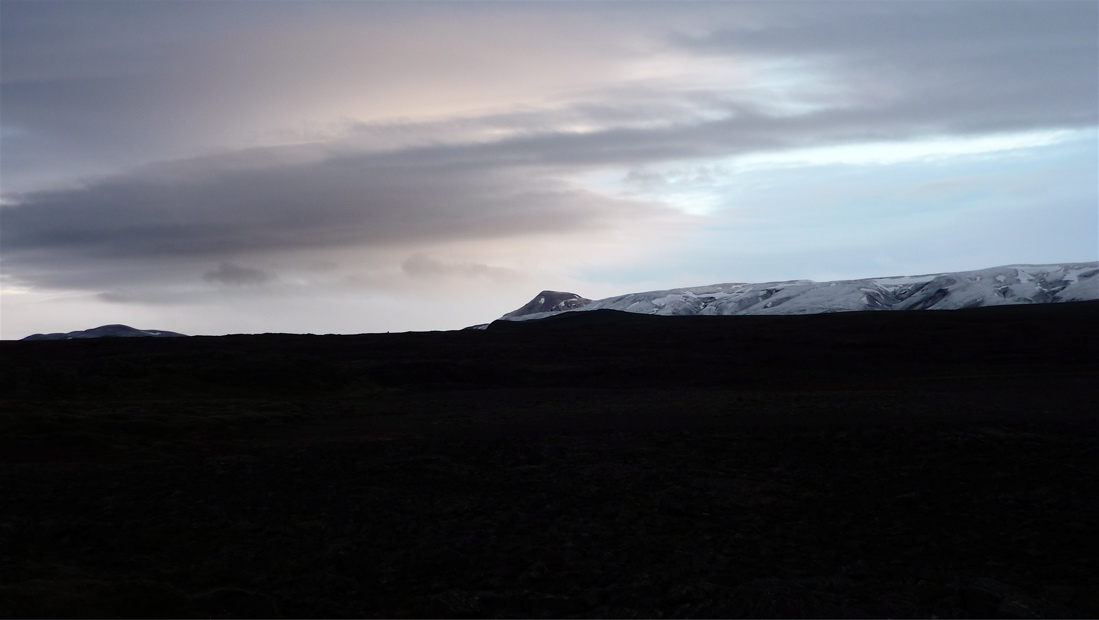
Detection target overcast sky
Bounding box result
[2,0,1096,338]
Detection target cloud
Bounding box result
[0,127,676,294]
[672,2,1098,132]
[401,254,520,283]
[5,1,1093,191]
[203,262,275,287]
[6,1,1093,196]
[4,151,645,257]
[0,1,667,192]
[2,41,1093,294]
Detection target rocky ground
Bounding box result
[1,302,1096,618]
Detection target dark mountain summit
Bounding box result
[22,324,187,341]
[499,290,592,320]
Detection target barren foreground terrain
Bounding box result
[2,302,1097,618]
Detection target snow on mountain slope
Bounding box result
[22,324,188,341]
[500,290,592,320]
[496,262,1098,323]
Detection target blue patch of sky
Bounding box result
[575,129,1097,289]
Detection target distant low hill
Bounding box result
[22,324,187,341]
[491,262,1097,325]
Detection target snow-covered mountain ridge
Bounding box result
[492,262,1098,324]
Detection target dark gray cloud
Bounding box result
[0,134,669,291]
[673,2,1098,131]
[677,2,1092,56]
[0,1,268,187]
[203,262,275,287]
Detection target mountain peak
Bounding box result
[22,324,188,341]
[500,290,593,320]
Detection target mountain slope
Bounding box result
[22,324,188,341]
[500,290,592,320]
[496,262,1098,323]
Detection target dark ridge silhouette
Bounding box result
[21,324,187,341]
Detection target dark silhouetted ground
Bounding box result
[2,302,1097,618]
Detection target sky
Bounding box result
[1,0,1096,338]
